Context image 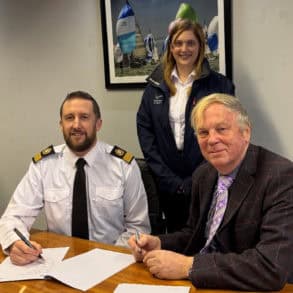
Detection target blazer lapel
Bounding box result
[185,166,217,253]
[197,166,218,232]
[219,145,257,230]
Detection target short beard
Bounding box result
[64,133,96,153]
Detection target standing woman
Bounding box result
[137,19,234,233]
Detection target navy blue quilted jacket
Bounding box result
[137,60,235,195]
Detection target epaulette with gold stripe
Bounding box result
[32,145,55,164]
[110,145,134,164]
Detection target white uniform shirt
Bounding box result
[169,68,196,150]
[0,141,150,250]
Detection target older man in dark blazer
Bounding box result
[128,93,293,291]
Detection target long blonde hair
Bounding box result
[162,19,206,96]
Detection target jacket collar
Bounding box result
[199,165,218,223]
[146,58,211,90]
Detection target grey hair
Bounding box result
[191,93,252,134]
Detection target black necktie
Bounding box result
[72,158,89,239]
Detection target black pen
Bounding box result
[13,228,44,260]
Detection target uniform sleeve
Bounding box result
[0,162,44,251]
[136,86,183,194]
[115,160,151,247]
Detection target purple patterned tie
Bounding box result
[202,175,234,250]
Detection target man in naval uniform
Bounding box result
[0,90,150,265]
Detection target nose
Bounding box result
[181,42,189,50]
[72,117,81,128]
[207,129,220,145]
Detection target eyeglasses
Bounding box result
[172,39,198,49]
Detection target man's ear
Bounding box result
[96,119,103,132]
[242,126,251,143]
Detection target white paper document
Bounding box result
[0,247,69,282]
[114,283,191,293]
[46,248,134,291]
[0,247,134,291]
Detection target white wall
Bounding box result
[0,0,292,227]
[233,0,293,159]
[0,0,143,226]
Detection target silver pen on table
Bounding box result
[13,228,45,260]
[135,231,142,253]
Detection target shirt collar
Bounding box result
[171,67,196,84]
[63,141,99,168]
[218,166,240,180]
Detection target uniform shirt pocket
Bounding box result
[43,189,70,227]
[44,188,69,202]
[92,186,124,219]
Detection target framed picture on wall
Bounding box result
[100,0,232,89]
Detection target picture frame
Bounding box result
[100,0,232,89]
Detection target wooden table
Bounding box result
[1,231,293,293]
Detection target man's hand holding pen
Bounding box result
[128,232,161,262]
[129,232,193,280]
[9,240,43,265]
[9,228,44,266]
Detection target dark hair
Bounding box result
[60,91,101,119]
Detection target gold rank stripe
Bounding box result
[110,145,134,164]
[33,152,42,163]
[123,152,134,164]
[32,145,55,164]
